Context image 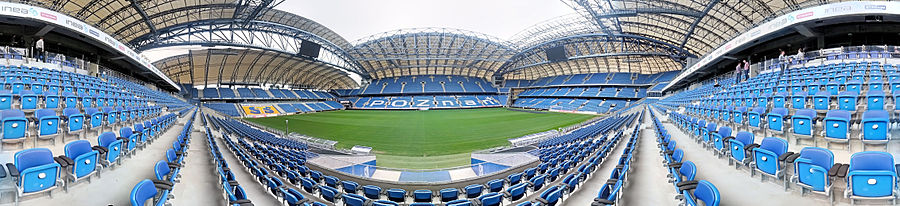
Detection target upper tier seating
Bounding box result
[349,75,499,95]
[503,71,679,88]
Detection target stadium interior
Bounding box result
[0,0,899,206]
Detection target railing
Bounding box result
[309,152,538,183]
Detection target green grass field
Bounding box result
[245,108,595,168]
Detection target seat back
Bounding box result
[755,137,788,175]
[861,110,890,141]
[678,161,697,182]
[2,109,27,140]
[130,179,158,206]
[693,180,720,206]
[824,110,851,139]
[791,109,817,136]
[795,147,834,192]
[15,148,61,193]
[65,140,99,178]
[847,151,896,197]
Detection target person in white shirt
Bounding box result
[35,37,44,62]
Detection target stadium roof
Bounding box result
[31,0,836,88]
[348,28,517,80]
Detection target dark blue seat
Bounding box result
[536,185,562,206]
[341,180,359,194]
[463,184,484,198]
[387,188,406,202]
[477,193,502,206]
[486,179,504,193]
[62,139,100,191]
[505,182,527,201]
[62,108,84,140]
[9,148,62,204]
[792,147,834,197]
[363,185,381,199]
[752,137,789,183]
[130,179,163,206]
[97,131,123,166]
[440,188,459,202]
[682,180,720,206]
[727,132,754,168]
[413,189,432,202]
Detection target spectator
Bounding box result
[743,59,750,80]
[795,48,803,63]
[35,37,44,62]
[734,62,742,83]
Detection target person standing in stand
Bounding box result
[778,49,786,75]
[35,37,45,62]
[743,59,751,81]
[734,62,743,83]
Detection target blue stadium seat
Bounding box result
[96,132,123,167]
[727,131,754,168]
[387,188,406,202]
[681,180,720,206]
[790,109,817,145]
[751,137,790,186]
[8,148,62,205]
[860,110,891,150]
[363,185,382,199]
[477,193,502,206]
[34,109,60,146]
[823,110,851,150]
[413,189,433,202]
[61,139,100,191]
[440,188,459,202]
[845,151,899,204]
[2,109,28,148]
[791,147,834,200]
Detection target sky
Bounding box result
[275,0,576,42]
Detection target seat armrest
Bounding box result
[828,163,842,177]
[91,146,109,153]
[675,180,699,187]
[168,163,182,168]
[778,152,795,162]
[229,199,252,205]
[536,197,549,205]
[744,144,760,151]
[837,164,850,178]
[678,183,698,191]
[5,163,17,177]
[895,164,900,178]
[58,155,75,166]
[606,178,618,185]
[116,137,129,143]
[54,157,70,167]
[152,180,174,187]
[664,150,674,155]
[722,136,735,143]
[785,153,802,163]
[153,182,172,191]
[667,163,683,169]
[593,198,615,205]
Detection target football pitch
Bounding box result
[245,108,595,169]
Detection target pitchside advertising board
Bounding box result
[0,2,176,88]
[666,1,900,91]
[242,105,281,117]
[366,98,497,107]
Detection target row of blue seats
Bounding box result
[517,87,647,99]
[1,106,163,149]
[130,109,196,206]
[201,115,254,205]
[667,107,900,205]
[354,75,500,95]
[200,87,337,100]
[278,101,345,113]
[0,111,178,206]
[594,109,659,205]
[350,95,503,109]
[504,71,679,88]
[648,106,721,206]
[0,90,150,111]
[513,98,628,114]
[537,114,634,148]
